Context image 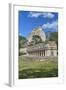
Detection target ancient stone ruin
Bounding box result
[20,26,57,57]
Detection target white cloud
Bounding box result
[28,12,55,18]
[42,12,54,18]
[28,12,41,18]
[42,20,58,31]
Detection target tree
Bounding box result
[32,35,42,44]
[19,35,27,49]
[49,32,58,49]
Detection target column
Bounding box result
[41,51,42,56]
[43,50,44,56]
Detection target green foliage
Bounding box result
[19,56,58,79]
[32,35,42,44]
[19,52,26,56]
[19,35,27,48]
[19,68,58,79]
[49,32,58,49]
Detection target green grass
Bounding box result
[18,56,58,79]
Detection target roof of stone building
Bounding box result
[27,41,57,52]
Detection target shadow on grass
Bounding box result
[19,68,58,79]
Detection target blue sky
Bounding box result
[19,11,58,38]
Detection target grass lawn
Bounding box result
[19,56,58,79]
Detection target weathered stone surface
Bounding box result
[20,27,57,57]
[27,27,46,43]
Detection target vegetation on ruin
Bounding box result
[48,32,58,49]
[19,32,58,48]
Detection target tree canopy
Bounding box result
[49,32,58,49]
[32,35,42,44]
[19,35,27,48]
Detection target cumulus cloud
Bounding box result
[28,12,41,18]
[42,20,58,31]
[42,12,54,18]
[28,12,55,18]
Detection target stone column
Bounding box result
[38,51,39,56]
[41,51,43,56]
[43,50,44,56]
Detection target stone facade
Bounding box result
[22,27,58,57]
[27,41,57,57]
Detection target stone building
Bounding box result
[27,41,57,57]
[26,27,57,57]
